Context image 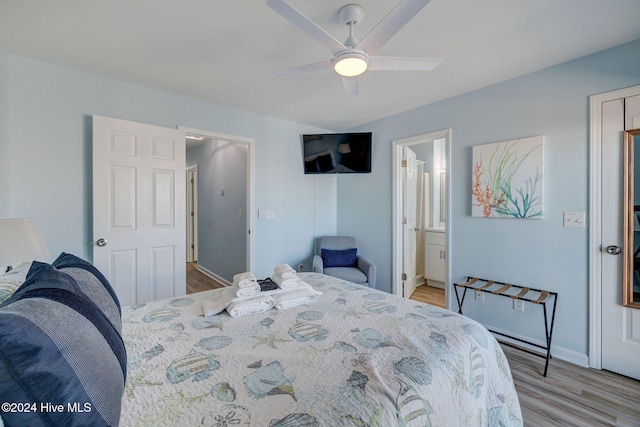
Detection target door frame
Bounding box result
[186,164,198,263]
[402,146,419,298]
[589,84,640,369]
[392,128,452,309]
[179,126,256,274]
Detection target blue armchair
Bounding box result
[312,236,376,288]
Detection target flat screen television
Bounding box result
[302,132,372,174]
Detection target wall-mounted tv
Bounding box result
[302,132,372,174]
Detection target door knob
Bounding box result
[96,238,108,247]
[606,245,621,255]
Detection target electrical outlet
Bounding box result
[475,290,484,301]
[298,263,304,272]
[513,299,524,312]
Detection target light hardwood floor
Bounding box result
[186,267,640,426]
[409,283,445,307]
[186,262,224,293]
[503,344,640,426]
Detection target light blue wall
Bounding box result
[187,140,248,281]
[5,38,640,361]
[5,55,333,279]
[341,39,640,360]
[0,43,9,217]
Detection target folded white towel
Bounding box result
[233,272,258,288]
[272,272,301,289]
[274,264,297,279]
[226,295,274,317]
[274,296,315,310]
[202,288,236,316]
[235,282,260,298]
[271,286,323,310]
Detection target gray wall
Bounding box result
[187,139,248,281]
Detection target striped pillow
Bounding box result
[0,262,126,427]
[52,252,122,331]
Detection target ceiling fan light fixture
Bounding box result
[333,51,369,77]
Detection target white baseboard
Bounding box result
[483,322,589,368]
[426,279,445,289]
[196,264,232,287]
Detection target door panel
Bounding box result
[601,96,640,379]
[93,115,186,305]
[402,146,418,297]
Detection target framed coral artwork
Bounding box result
[472,136,544,218]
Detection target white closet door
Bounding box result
[601,95,640,379]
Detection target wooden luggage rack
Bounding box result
[453,277,558,377]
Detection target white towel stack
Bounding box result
[233,282,260,298]
[271,264,302,289]
[226,295,274,317]
[271,284,322,310]
[233,271,258,288]
[203,288,274,318]
[202,267,323,317]
[274,264,297,279]
[232,271,261,298]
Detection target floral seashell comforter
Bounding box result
[120,273,522,426]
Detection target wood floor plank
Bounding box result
[409,283,445,307]
[186,262,225,293]
[502,345,640,426]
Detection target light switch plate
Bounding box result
[563,211,585,227]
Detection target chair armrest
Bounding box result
[357,255,376,289]
[312,254,324,273]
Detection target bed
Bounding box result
[0,256,522,427]
[120,272,522,426]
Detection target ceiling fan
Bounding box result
[265,0,443,95]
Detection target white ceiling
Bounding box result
[1,0,639,131]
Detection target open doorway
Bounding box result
[181,127,255,290]
[392,129,451,309]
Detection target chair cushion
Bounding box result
[324,266,368,285]
[0,262,126,427]
[321,248,357,268]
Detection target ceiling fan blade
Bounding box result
[368,56,443,71]
[273,60,333,77]
[342,77,359,96]
[356,0,431,55]
[266,0,346,54]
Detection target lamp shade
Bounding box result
[338,143,351,154]
[0,218,51,268]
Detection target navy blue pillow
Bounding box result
[321,248,358,268]
[0,262,126,427]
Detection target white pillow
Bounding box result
[0,261,32,304]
